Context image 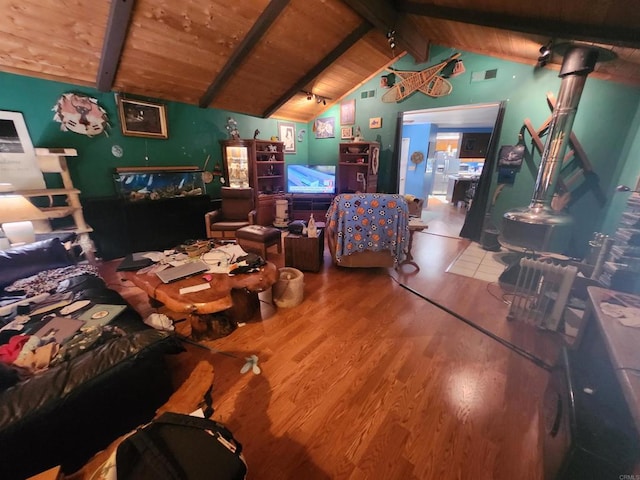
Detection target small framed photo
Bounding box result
[341,126,353,139]
[118,97,168,139]
[369,117,382,129]
[340,99,355,125]
[278,122,296,153]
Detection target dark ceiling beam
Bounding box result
[96,0,136,92]
[342,0,429,63]
[199,0,290,108]
[398,1,640,49]
[262,21,373,118]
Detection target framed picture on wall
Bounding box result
[340,99,355,125]
[117,97,168,139]
[341,126,353,139]
[278,122,296,153]
[314,117,335,139]
[0,110,45,189]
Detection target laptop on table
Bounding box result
[155,260,210,283]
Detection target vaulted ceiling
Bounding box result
[2,0,638,124]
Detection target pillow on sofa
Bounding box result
[0,238,74,290]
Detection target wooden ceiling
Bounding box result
[2,0,638,123]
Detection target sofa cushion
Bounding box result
[0,238,74,289]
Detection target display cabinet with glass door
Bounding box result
[220,139,285,225]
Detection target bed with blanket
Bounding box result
[0,238,183,480]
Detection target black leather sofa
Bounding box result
[0,238,184,479]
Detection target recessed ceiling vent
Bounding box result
[470,69,498,82]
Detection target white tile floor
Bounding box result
[446,242,506,283]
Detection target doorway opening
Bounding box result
[396,102,504,238]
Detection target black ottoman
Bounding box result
[236,225,282,260]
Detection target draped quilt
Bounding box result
[326,193,409,265]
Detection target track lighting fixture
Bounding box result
[536,41,552,68]
[301,91,329,105]
[386,29,396,50]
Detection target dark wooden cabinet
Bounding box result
[285,228,325,272]
[287,194,333,221]
[338,142,379,193]
[221,139,286,225]
[459,133,491,158]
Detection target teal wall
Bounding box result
[2,42,640,255]
[0,72,306,198]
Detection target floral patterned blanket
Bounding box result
[326,193,409,265]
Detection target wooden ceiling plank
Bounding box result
[342,0,429,62]
[262,21,373,118]
[398,0,640,48]
[198,0,291,108]
[96,0,136,92]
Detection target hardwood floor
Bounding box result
[89,226,561,480]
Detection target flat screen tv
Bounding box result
[287,164,336,194]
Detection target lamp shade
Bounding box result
[0,194,47,223]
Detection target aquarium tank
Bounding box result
[113,167,205,201]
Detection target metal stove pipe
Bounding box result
[530,46,599,209]
[501,46,600,253]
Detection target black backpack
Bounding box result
[116,412,247,480]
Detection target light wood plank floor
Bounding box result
[88,222,561,480]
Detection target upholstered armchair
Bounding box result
[205,187,256,239]
[326,193,410,268]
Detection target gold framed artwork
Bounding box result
[369,117,382,129]
[340,126,353,139]
[340,99,355,125]
[117,97,168,139]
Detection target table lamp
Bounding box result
[0,183,47,246]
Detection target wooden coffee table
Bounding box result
[124,262,278,340]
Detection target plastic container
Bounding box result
[273,267,304,308]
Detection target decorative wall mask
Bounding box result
[53,93,109,137]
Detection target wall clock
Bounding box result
[411,151,424,164]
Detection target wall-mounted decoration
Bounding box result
[410,151,425,165]
[360,89,376,99]
[53,93,109,137]
[117,96,168,139]
[298,129,306,142]
[369,117,382,129]
[0,111,45,189]
[278,122,296,153]
[314,117,335,139]
[225,117,239,139]
[382,53,461,103]
[341,126,353,140]
[340,99,355,125]
[498,144,525,170]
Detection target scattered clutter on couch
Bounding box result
[0,237,184,480]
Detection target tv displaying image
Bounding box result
[287,164,336,194]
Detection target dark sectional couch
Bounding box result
[0,238,184,479]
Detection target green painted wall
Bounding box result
[0,72,306,198]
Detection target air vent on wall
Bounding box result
[470,69,498,82]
